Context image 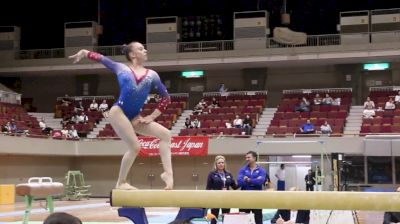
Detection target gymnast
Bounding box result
[69,42,173,190]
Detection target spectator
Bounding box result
[332,97,341,106]
[385,98,396,110]
[295,97,310,112]
[154,94,161,103]
[237,151,266,224]
[322,93,333,105]
[69,126,79,139]
[242,115,253,135]
[394,91,400,104]
[193,103,204,115]
[98,100,109,112]
[219,83,227,94]
[60,115,71,127]
[74,101,84,114]
[44,212,82,224]
[61,94,72,107]
[184,118,192,129]
[89,99,98,111]
[383,187,400,224]
[191,118,201,129]
[275,164,285,191]
[305,169,315,191]
[199,99,207,108]
[210,97,220,108]
[363,97,375,119]
[61,126,69,138]
[233,115,243,128]
[39,118,53,135]
[206,155,238,224]
[313,93,322,105]
[225,119,233,128]
[77,112,89,124]
[320,121,332,135]
[300,119,315,134]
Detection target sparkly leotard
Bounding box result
[88,52,170,120]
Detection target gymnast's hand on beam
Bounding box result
[68,49,89,64]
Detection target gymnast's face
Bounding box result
[132,42,148,62]
[215,158,225,171]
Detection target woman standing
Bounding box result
[206,155,237,224]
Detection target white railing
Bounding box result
[369,86,400,91]
[56,95,115,102]
[203,90,267,97]
[13,30,400,60]
[0,90,21,104]
[283,88,352,94]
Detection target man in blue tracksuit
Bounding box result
[237,151,266,224]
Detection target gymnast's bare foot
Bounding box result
[161,172,173,190]
[115,181,138,190]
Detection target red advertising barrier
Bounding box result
[138,136,209,157]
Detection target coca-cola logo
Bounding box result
[139,137,205,151]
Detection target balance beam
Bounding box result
[111,190,400,211]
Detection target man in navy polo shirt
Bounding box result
[237,151,267,224]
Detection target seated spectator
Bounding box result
[313,94,322,105]
[332,97,341,106]
[154,93,161,103]
[98,100,109,112]
[60,115,71,127]
[363,97,375,119]
[44,212,82,224]
[77,112,88,124]
[394,91,400,104]
[193,103,204,115]
[74,101,84,114]
[1,123,8,133]
[385,98,396,110]
[69,126,79,139]
[322,94,333,105]
[191,118,201,129]
[61,126,69,138]
[71,114,79,124]
[184,118,192,129]
[61,94,72,107]
[320,121,332,135]
[210,97,220,108]
[242,115,253,135]
[8,119,25,134]
[39,118,53,135]
[233,115,243,128]
[295,97,310,112]
[89,99,98,111]
[300,119,315,134]
[199,99,207,108]
[225,119,233,128]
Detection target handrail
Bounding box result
[369,86,400,91]
[13,30,400,60]
[56,95,115,101]
[283,88,352,94]
[203,90,268,97]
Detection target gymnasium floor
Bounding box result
[0,198,384,224]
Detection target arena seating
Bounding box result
[360,87,400,135]
[267,88,352,137]
[178,91,267,136]
[0,102,43,136]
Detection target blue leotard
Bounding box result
[88,52,170,120]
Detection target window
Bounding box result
[343,156,365,184]
[367,157,392,184]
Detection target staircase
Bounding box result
[171,110,193,136]
[343,106,364,135]
[87,119,108,139]
[28,112,62,130]
[252,108,277,136]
